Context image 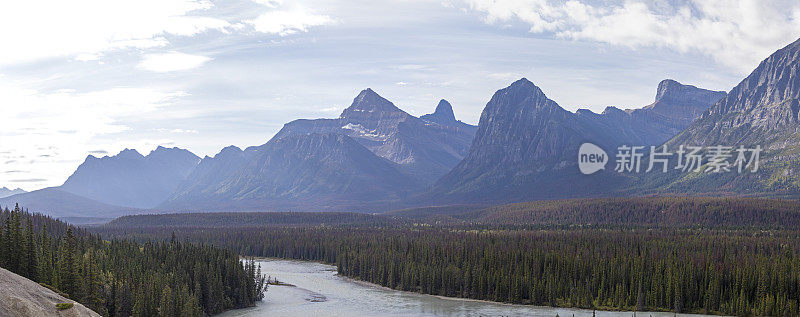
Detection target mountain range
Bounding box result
[60,146,200,208]
[271,88,477,182]
[158,90,476,212]
[0,187,26,199]
[4,38,800,218]
[0,146,198,217]
[425,77,725,204]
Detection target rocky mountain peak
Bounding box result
[601,106,626,117]
[0,187,26,199]
[434,99,456,121]
[148,146,198,161]
[420,99,456,123]
[217,145,243,156]
[706,38,800,117]
[653,79,726,108]
[150,145,182,154]
[116,148,144,160]
[340,88,406,119]
[481,78,562,122]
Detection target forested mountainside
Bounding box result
[100,197,800,230]
[0,204,265,316]
[105,211,395,228]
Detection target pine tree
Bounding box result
[59,227,77,297]
[24,218,38,281]
[159,285,177,317]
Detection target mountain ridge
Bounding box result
[425,76,726,204]
[0,187,27,199]
[59,146,200,209]
[162,132,421,211]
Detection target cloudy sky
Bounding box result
[2,0,799,191]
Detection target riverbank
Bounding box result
[224,258,715,317]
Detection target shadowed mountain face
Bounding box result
[60,146,200,208]
[273,89,477,183]
[648,38,800,195]
[420,99,479,135]
[420,99,456,124]
[426,77,725,204]
[162,133,421,211]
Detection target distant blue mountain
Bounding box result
[59,146,200,208]
[0,187,26,199]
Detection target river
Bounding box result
[219,258,712,317]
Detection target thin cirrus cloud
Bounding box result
[463,0,800,74]
[138,52,213,72]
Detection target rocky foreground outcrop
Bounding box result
[0,267,99,317]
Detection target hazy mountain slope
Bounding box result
[0,188,137,219]
[0,187,26,199]
[0,267,100,317]
[162,133,421,211]
[165,145,253,204]
[630,79,726,143]
[60,146,200,208]
[567,80,724,148]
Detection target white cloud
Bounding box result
[0,0,232,66]
[155,128,200,134]
[139,52,212,72]
[251,0,283,8]
[0,79,185,189]
[463,0,800,73]
[319,106,340,112]
[0,0,341,67]
[247,8,334,36]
